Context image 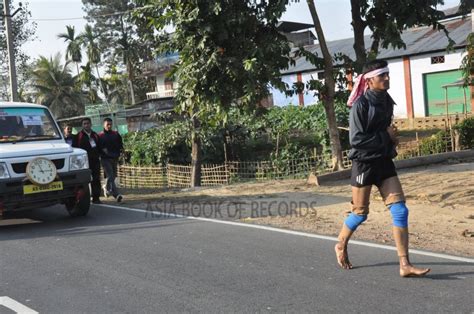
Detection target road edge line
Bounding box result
[99,203,474,264]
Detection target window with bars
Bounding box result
[431,56,445,64]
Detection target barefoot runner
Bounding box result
[335,59,430,277]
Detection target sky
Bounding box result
[21,0,462,61]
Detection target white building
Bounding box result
[272,10,473,118]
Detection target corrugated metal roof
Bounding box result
[282,15,471,74]
[276,21,314,32]
[443,5,461,18]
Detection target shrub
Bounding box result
[418,130,450,155]
[123,121,191,166]
[123,101,351,165]
[454,117,474,149]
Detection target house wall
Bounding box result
[301,71,319,105]
[271,74,300,106]
[155,73,167,92]
[271,71,321,107]
[365,51,466,118]
[272,50,466,117]
[155,73,178,92]
[408,50,466,117]
[386,58,407,118]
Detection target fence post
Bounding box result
[453,129,461,151]
[416,132,420,156]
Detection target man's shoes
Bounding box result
[116,195,123,203]
[102,185,109,198]
[92,198,102,204]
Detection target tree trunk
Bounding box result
[307,0,344,170]
[350,0,368,73]
[95,64,109,104]
[127,59,136,105]
[223,130,229,163]
[190,117,202,187]
[120,16,136,105]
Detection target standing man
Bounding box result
[335,59,430,277]
[63,125,74,146]
[73,117,102,204]
[99,118,123,202]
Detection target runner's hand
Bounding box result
[387,125,399,146]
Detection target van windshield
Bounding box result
[0,107,62,143]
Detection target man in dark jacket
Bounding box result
[99,118,123,202]
[73,117,102,204]
[335,59,430,277]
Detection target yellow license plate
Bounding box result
[23,181,64,195]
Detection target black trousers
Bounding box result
[89,157,101,200]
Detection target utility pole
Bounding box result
[3,0,20,102]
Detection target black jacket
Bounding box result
[72,129,101,161]
[65,134,74,146]
[98,129,123,159]
[348,90,397,161]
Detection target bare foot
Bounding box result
[335,243,353,269]
[400,264,430,277]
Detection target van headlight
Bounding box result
[0,163,10,179]
[69,155,89,171]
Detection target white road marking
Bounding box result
[0,297,38,314]
[99,203,474,264]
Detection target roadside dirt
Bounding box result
[113,158,474,257]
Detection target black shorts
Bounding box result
[351,158,397,187]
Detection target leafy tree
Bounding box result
[30,54,84,118]
[122,103,350,166]
[0,1,36,100]
[77,62,100,104]
[57,25,82,75]
[82,0,158,104]
[460,33,474,87]
[135,0,292,186]
[459,0,474,13]
[349,0,472,71]
[124,121,191,166]
[79,24,108,101]
[103,64,129,105]
[296,0,472,169]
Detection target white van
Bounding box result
[0,102,91,216]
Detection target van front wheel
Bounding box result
[65,186,90,217]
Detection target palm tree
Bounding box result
[30,53,84,118]
[57,25,82,75]
[79,24,108,101]
[77,62,100,104]
[104,65,128,105]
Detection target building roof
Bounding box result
[443,5,461,18]
[282,13,472,74]
[441,77,473,88]
[284,30,316,47]
[276,21,314,33]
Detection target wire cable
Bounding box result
[30,5,154,22]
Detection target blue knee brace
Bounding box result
[389,201,409,228]
[344,213,367,231]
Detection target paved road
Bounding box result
[1,204,473,313]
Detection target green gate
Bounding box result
[85,103,128,134]
[423,70,471,116]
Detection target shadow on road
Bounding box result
[0,204,194,241]
[354,261,474,280]
[109,191,350,222]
